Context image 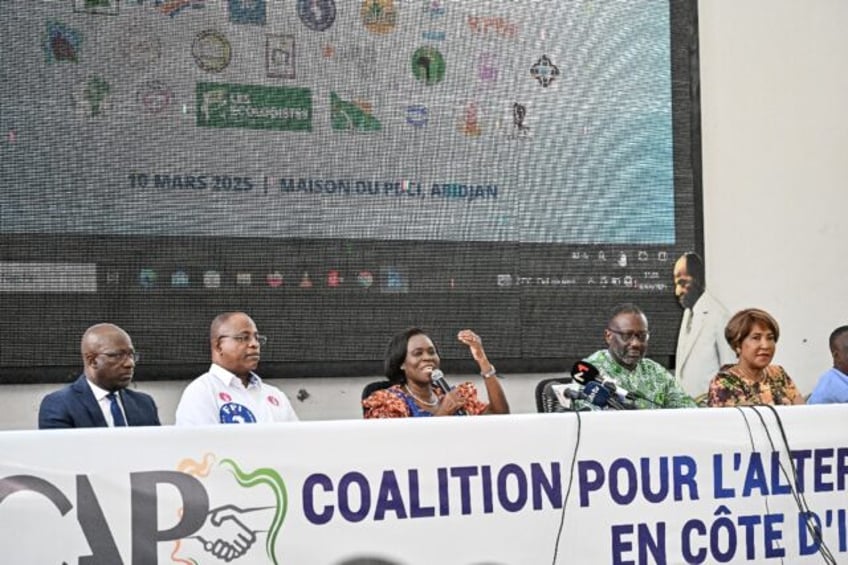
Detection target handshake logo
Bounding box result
[175,455,287,564]
[189,503,269,562]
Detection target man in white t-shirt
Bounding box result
[175,312,299,425]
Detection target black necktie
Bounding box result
[107,392,126,426]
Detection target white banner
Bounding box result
[1,405,847,564]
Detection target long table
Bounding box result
[1,405,847,564]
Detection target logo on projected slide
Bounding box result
[73,0,119,15]
[330,92,381,132]
[297,0,336,32]
[322,43,377,81]
[192,30,232,73]
[135,0,207,17]
[229,0,266,24]
[266,34,295,79]
[422,0,446,18]
[405,104,429,127]
[467,15,519,40]
[43,21,82,64]
[196,82,312,131]
[421,30,445,41]
[478,52,499,83]
[458,101,482,137]
[530,55,559,87]
[137,80,174,114]
[121,28,161,68]
[411,46,445,86]
[72,75,112,117]
[362,0,398,34]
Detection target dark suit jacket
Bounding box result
[38,374,161,429]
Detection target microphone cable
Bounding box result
[753,405,837,564]
[733,406,786,565]
[738,405,837,564]
[550,409,583,564]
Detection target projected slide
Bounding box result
[0,0,701,382]
[1,0,672,244]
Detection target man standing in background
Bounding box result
[673,252,736,404]
[38,323,160,428]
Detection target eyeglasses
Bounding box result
[99,350,141,363]
[219,333,268,346]
[607,328,650,342]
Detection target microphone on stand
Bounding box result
[551,382,591,411]
[582,381,622,410]
[430,369,466,416]
[570,361,646,408]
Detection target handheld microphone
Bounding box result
[430,369,466,416]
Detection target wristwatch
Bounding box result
[481,366,497,379]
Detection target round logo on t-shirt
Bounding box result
[219,403,257,424]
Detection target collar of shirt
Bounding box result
[85,377,114,402]
[209,363,261,388]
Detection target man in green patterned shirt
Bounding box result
[583,303,697,409]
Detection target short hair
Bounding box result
[384,327,433,384]
[724,308,780,350]
[829,325,848,352]
[682,252,705,284]
[608,302,645,324]
[210,311,243,341]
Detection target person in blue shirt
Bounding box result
[808,325,848,404]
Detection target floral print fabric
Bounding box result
[363,382,487,418]
[708,364,802,407]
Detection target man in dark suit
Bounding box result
[38,323,160,428]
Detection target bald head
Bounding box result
[210,312,248,343]
[210,312,262,381]
[673,252,705,309]
[81,323,136,391]
[81,323,130,357]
